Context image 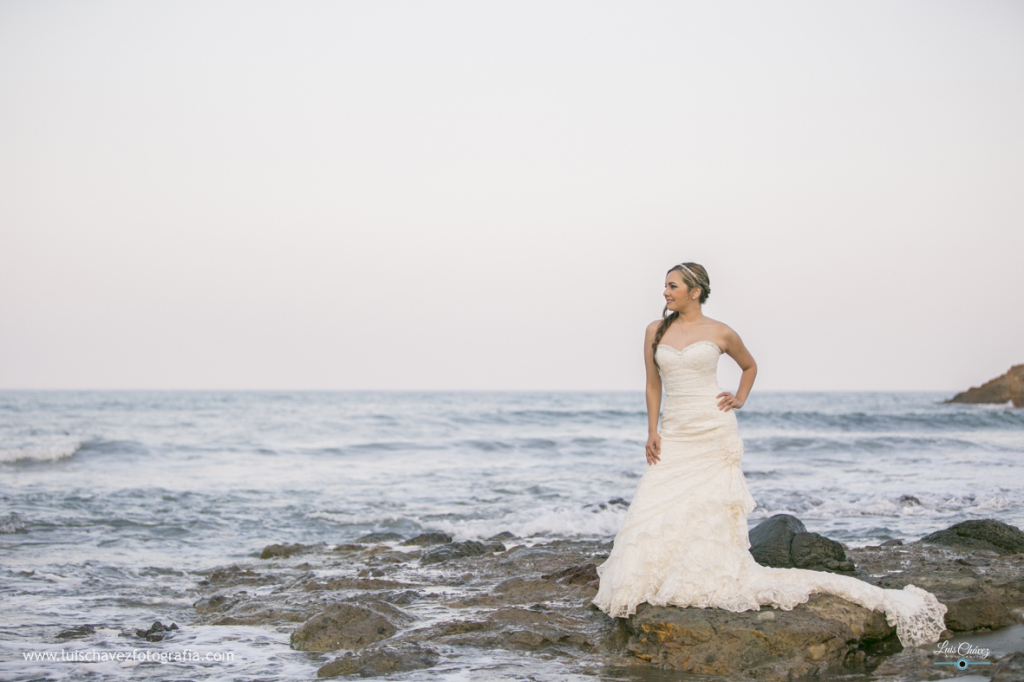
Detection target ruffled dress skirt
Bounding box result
[592,387,948,649]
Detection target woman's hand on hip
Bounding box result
[717,392,744,412]
[645,433,661,465]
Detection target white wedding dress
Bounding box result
[592,341,948,648]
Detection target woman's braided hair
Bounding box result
[652,262,711,368]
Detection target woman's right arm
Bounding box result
[644,321,663,465]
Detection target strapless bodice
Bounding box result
[656,340,723,398]
[655,341,733,442]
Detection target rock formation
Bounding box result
[920,519,1024,555]
[749,513,856,573]
[946,364,1024,407]
[186,519,1024,681]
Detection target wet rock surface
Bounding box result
[625,594,894,679]
[56,624,96,640]
[400,532,452,547]
[354,532,405,544]
[920,519,1024,555]
[750,513,856,573]
[991,650,1024,682]
[317,641,440,678]
[190,521,1024,679]
[420,539,506,565]
[946,363,1024,407]
[262,542,323,560]
[127,620,179,642]
[290,602,410,652]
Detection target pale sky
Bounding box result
[1,1,1021,391]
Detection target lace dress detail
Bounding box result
[592,343,948,648]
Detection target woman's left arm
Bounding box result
[717,327,757,412]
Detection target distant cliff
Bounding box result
[946,365,1024,407]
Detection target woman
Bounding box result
[592,262,948,648]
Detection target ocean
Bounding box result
[1,390,1022,680]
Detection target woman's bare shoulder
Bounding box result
[701,318,745,354]
[645,319,663,337]
[702,317,740,339]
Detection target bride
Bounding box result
[592,262,948,648]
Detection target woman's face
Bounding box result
[663,270,693,312]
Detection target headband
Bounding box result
[677,263,699,282]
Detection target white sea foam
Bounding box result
[305,510,407,526]
[432,505,628,541]
[0,512,26,533]
[33,572,83,585]
[0,440,81,464]
[128,596,196,606]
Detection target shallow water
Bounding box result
[1,390,1022,680]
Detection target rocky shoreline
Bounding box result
[946,365,1024,407]
[186,518,1024,680]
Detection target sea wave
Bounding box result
[430,503,628,540]
[305,510,409,526]
[0,440,81,464]
[447,408,646,428]
[0,512,27,533]
[750,489,1020,523]
[744,434,1010,454]
[738,408,1024,432]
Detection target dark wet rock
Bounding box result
[317,641,439,677]
[749,514,855,573]
[920,519,1024,555]
[358,568,386,578]
[409,606,595,652]
[624,594,893,680]
[946,364,1024,407]
[791,532,856,573]
[586,498,630,513]
[870,648,987,679]
[0,512,27,534]
[381,590,422,606]
[992,650,1024,682]
[846,539,1024,637]
[542,562,599,586]
[290,602,411,652]
[354,532,405,544]
[405,619,489,641]
[943,595,1017,631]
[194,594,241,615]
[360,548,418,565]
[134,621,178,642]
[749,514,806,567]
[198,565,281,587]
[487,531,517,542]
[899,494,922,506]
[494,577,565,600]
[420,540,505,565]
[305,576,417,591]
[880,538,904,547]
[211,603,312,626]
[56,624,95,640]
[400,532,452,547]
[450,576,587,609]
[261,542,320,560]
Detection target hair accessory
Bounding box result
[677,263,699,282]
